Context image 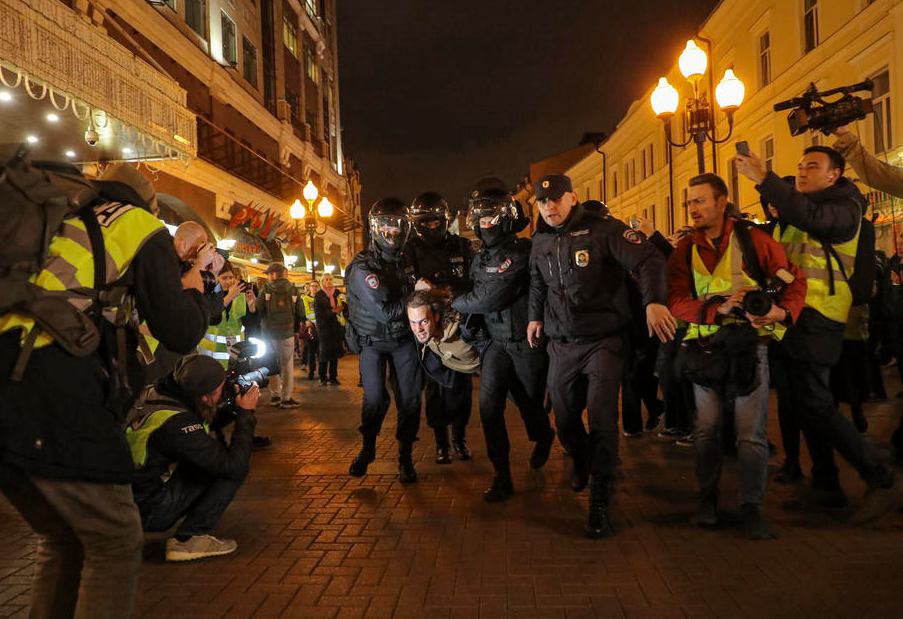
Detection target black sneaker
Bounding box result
[349,445,376,477]
[435,446,452,464]
[529,428,556,469]
[280,398,300,408]
[675,435,694,447]
[483,473,514,502]
[644,405,664,431]
[252,435,272,451]
[270,396,281,406]
[451,438,471,461]
[398,460,418,484]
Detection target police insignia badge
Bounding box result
[365,274,379,289]
[498,258,512,273]
[622,229,642,244]
[575,250,590,267]
[542,180,549,188]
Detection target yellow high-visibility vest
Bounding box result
[772,222,858,324]
[198,293,247,367]
[684,231,786,341]
[302,295,317,323]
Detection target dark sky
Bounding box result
[336,0,720,210]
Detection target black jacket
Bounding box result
[528,205,668,341]
[131,379,255,508]
[408,234,475,295]
[0,206,210,483]
[346,248,416,342]
[452,235,532,343]
[757,172,866,365]
[313,288,344,358]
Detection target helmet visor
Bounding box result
[369,214,409,247]
[466,199,518,230]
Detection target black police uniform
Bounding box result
[408,233,476,452]
[529,204,667,485]
[346,248,422,448]
[452,235,553,472]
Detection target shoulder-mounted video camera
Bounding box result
[774,80,874,136]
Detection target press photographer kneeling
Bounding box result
[126,354,259,562]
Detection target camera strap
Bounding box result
[732,220,768,289]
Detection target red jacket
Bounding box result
[667,216,807,326]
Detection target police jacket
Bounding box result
[528,205,668,342]
[0,181,210,483]
[757,172,865,364]
[452,235,531,343]
[408,234,475,295]
[127,378,255,508]
[346,248,416,342]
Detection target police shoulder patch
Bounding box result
[365,274,379,289]
[498,258,512,273]
[622,229,642,245]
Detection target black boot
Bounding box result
[434,427,451,464]
[691,488,718,528]
[398,442,417,484]
[529,427,556,469]
[569,453,589,492]
[741,503,774,540]
[451,435,471,461]
[585,477,613,539]
[349,434,377,477]
[483,466,514,503]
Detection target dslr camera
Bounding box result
[179,258,217,294]
[216,339,271,420]
[736,268,796,317]
[774,80,874,136]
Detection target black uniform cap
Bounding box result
[535,174,573,200]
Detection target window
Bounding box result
[759,31,772,87]
[632,158,637,186]
[162,0,176,9]
[613,171,618,197]
[221,12,237,65]
[804,0,819,53]
[242,37,257,88]
[283,15,298,58]
[305,0,318,19]
[304,43,319,84]
[599,179,605,202]
[185,0,205,38]
[665,196,672,234]
[872,69,892,153]
[762,136,774,172]
[682,188,689,224]
[642,149,647,179]
[648,142,654,175]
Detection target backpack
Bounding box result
[821,217,876,306]
[263,284,298,332]
[0,144,119,380]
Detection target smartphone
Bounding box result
[735,141,750,157]
[629,218,642,230]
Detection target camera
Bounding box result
[629,218,642,230]
[736,268,795,317]
[215,339,271,420]
[84,128,99,146]
[179,259,218,294]
[238,280,253,293]
[774,80,874,136]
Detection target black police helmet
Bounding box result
[467,181,527,238]
[409,192,451,244]
[368,197,410,253]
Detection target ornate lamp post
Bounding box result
[650,40,746,173]
[290,180,333,280]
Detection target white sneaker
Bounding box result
[165,535,237,562]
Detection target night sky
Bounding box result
[336,0,720,211]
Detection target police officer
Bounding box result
[0,161,210,616]
[527,174,676,538]
[346,198,422,483]
[408,192,476,462]
[450,178,555,502]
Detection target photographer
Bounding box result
[668,173,806,540]
[126,354,259,562]
[198,261,258,365]
[735,145,903,522]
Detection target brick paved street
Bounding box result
[2,356,903,618]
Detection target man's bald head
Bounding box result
[173,221,208,260]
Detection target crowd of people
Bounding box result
[3,125,903,617]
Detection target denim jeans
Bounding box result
[139,466,242,538]
[269,336,295,399]
[692,345,769,505]
[0,464,143,619]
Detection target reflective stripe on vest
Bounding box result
[197,293,247,367]
[684,231,786,341]
[0,202,165,348]
[302,296,317,322]
[772,222,859,324]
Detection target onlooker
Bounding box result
[302,281,320,380]
[258,263,302,408]
[314,273,344,386]
[127,355,259,561]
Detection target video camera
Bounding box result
[774,80,874,136]
[215,338,271,420]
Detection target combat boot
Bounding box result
[398,442,418,484]
[451,435,471,460]
[435,427,451,464]
[483,466,514,502]
[585,477,613,539]
[349,434,377,477]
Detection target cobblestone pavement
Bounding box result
[2,356,903,618]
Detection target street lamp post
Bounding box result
[650,40,746,173]
[290,180,334,281]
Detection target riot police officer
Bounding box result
[527,174,676,538]
[407,192,476,463]
[346,198,422,483]
[451,178,555,502]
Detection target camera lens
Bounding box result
[200,270,217,294]
[742,290,773,317]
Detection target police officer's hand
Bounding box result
[414,278,433,292]
[527,320,543,348]
[747,304,788,328]
[646,303,677,342]
[235,382,260,411]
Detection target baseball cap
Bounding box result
[535,174,573,200]
[173,354,226,397]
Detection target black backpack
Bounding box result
[0,144,120,380]
[821,216,876,306]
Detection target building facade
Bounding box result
[0,0,360,279]
[557,0,901,251]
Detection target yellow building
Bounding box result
[562,0,902,251]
